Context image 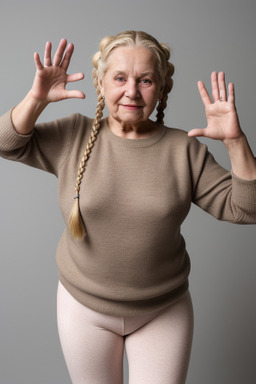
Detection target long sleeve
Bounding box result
[0,109,80,177]
[189,136,256,224]
[1,115,255,316]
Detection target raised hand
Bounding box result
[188,71,256,180]
[31,38,85,104]
[11,38,85,135]
[188,71,243,145]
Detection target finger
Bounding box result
[211,71,220,102]
[228,82,235,104]
[218,72,227,101]
[67,72,84,83]
[198,80,212,107]
[64,90,86,99]
[53,38,68,66]
[60,43,74,71]
[44,41,52,67]
[34,52,44,70]
[188,128,206,138]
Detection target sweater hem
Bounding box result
[58,272,189,316]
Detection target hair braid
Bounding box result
[156,60,174,125]
[68,94,105,240]
[68,30,175,240]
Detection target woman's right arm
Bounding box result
[11,38,85,135]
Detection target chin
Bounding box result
[119,114,148,124]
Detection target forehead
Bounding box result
[106,45,157,74]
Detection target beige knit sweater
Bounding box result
[1,110,256,315]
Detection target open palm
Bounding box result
[31,38,85,104]
[188,72,243,144]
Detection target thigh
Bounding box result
[57,282,124,384]
[125,292,194,384]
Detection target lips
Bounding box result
[121,104,143,110]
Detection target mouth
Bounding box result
[121,104,143,110]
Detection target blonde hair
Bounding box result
[68,30,175,240]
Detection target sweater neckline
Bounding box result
[101,118,167,148]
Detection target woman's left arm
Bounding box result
[188,71,256,180]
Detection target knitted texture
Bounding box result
[1,110,256,315]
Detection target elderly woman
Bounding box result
[0,31,255,384]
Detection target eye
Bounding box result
[140,78,152,86]
[115,76,125,82]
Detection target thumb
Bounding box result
[187,128,206,138]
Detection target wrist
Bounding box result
[12,91,48,135]
[26,90,49,113]
[224,133,256,180]
[223,132,246,151]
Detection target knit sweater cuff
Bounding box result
[0,109,33,152]
[232,170,256,222]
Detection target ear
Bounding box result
[98,78,104,97]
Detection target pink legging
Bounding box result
[57,282,194,384]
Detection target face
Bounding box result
[99,46,162,129]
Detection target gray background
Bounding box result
[0,0,255,383]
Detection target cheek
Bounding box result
[144,89,159,105]
[105,88,123,105]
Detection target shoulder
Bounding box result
[39,113,93,129]
[39,113,94,138]
[162,125,209,164]
[163,125,204,148]
[50,113,93,132]
[164,126,188,139]
[32,113,94,152]
[72,113,93,127]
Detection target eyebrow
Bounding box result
[111,70,156,78]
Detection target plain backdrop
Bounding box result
[0,0,255,383]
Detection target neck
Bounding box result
[107,117,159,139]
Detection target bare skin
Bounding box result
[188,71,256,180]
[99,46,162,139]
[11,39,256,180]
[12,38,85,135]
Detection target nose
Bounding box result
[125,79,140,99]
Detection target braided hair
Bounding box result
[68,31,174,240]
